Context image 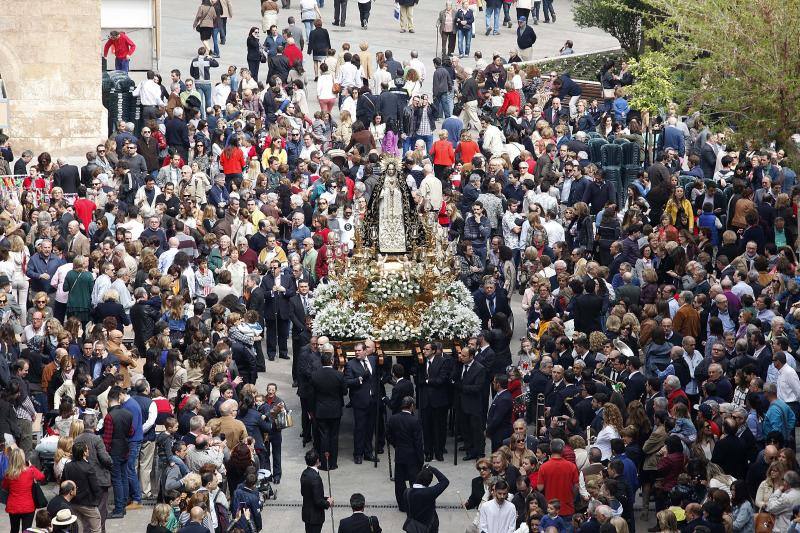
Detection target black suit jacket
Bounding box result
[474,346,496,380]
[311,367,347,419]
[344,356,380,409]
[405,467,449,531]
[338,513,382,533]
[288,293,311,341]
[261,271,297,320]
[454,361,487,416]
[544,380,566,408]
[54,164,81,194]
[390,378,415,414]
[575,397,596,429]
[473,290,512,329]
[246,286,266,323]
[623,371,647,405]
[387,410,424,466]
[62,459,100,506]
[418,355,451,409]
[486,389,513,441]
[301,466,329,525]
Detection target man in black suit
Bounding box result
[472,280,512,330]
[453,346,487,460]
[623,356,647,406]
[388,363,415,414]
[387,396,424,512]
[301,449,333,533]
[262,259,296,360]
[297,337,322,446]
[485,374,513,452]
[404,465,450,533]
[337,493,381,533]
[245,273,268,372]
[573,335,598,372]
[542,97,569,126]
[311,350,347,470]
[418,342,451,462]
[575,380,598,430]
[53,159,82,194]
[289,280,313,384]
[344,343,380,464]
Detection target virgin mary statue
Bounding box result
[361,156,425,254]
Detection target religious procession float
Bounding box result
[311,156,481,364]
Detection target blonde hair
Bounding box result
[150,503,172,527]
[54,436,74,465]
[5,448,26,479]
[69,419,84,439]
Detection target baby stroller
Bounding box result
[34,411,60,482]
[257,468,277,502]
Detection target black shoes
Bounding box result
[364,454,379,462]
[108,512,125,519]
[279,354,290,360]
[435,454,444,462]
[354,456,363,464]
[425,453,433,462]
[273,475,281,484]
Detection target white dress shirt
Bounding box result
[478,498,517,533]
[777,363,800,404]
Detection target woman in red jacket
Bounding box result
[455,130,480,166]
[219,138,246,189]
[430,130,456,180]
[2,448,46,533]
[497,82,521,116]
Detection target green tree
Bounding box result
[645,0,800,157]
[572,0,647,57]
[626,51,675,114]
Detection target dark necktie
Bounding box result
[462,363,470,379]
[488,297,495,315]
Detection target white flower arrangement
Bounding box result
[376,319,421,342]
[312,300,371,340]
[311,281,348,313]
[420,299,482,341]
[367,274,421,302]
[439,280,475,309]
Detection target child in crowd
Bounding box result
[539,499,566,532]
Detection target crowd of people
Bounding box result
[2,1,800,533]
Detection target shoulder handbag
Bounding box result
[32,478,48,509]
[402,489,430,533]
[755,505,775,533]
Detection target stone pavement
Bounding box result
[159,0,620,107]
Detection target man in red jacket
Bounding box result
[103,31,137,73]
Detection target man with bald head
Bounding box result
[177,506,208,533]
[67,219,91,257]
[746,444,779,499]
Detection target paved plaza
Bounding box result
[1,1,629,531]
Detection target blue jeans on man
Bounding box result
[484,6,500,34]
[434,92,454,120]
[115,58,130,72]
[196,82,212,118]
[542,0,555,21]
[212,28,221,56]
[402,134,433,155]
[111,456,129,513]
[126,440,143,504]
[264,431,283,479]
[457,29,472,55]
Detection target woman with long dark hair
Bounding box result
[489,311,513,372]
[246,27,263,81]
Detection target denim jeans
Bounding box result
[196,82,212,117]
[532,1,541,21]
[502,2,511,22]
[212,28,221,55]
[111,456,129,513]
[457,30,473,55]
[484,6,500,33]
[126,440,143,503]
[303,20,314,39]
[403,134,433,155]
[434,92,453,120]
[264,431,283,478]
[114,58,130,72]
[542,0,555,21]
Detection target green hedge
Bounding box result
[523,48,626,81]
